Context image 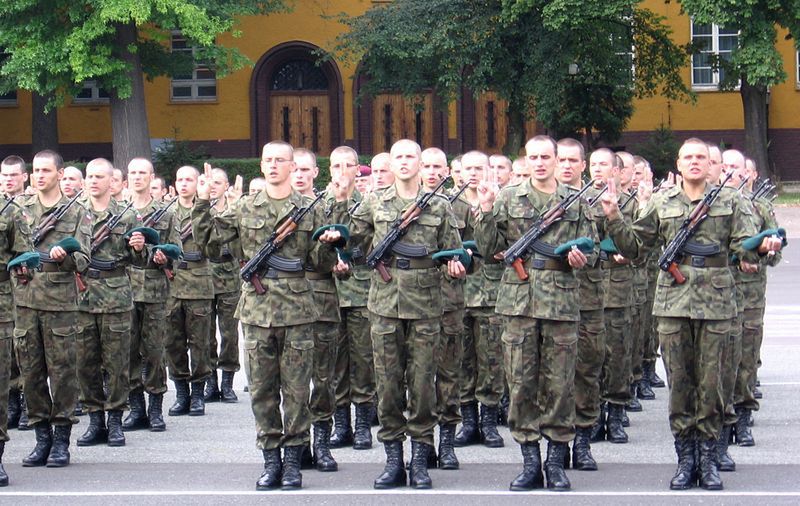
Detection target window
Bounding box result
[73,80,109,104]
[171,32,217,101]
[691,21,738,89]
[0,89,16,106]
[270,60,329,91]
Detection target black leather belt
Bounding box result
[679,255,728,268]
[176,260,205,270]
[262,269,305,279]
[209,254,234,264]
[305,271,333,280]
[524,258,569,272]
[386,257,436,270]
[601,259,629,270]
[0,270,9,282]
[87,266,128,279]
[182,251,204,262]
[39,263,61,273]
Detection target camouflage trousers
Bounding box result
[735,307,764,412]
[601,306,633,406]
[658,317,728,440]
[720,311,743,427]
[210,290,241,372]
[643,283,659,365]
[14,307,79,427]
[460,307,504,407]
[166,298,213,384]
[0,322,11,442]
[503,316,578,444]
[436,309,464,426]
[9,334,21,393]
[243,322,313,450]
[575,309,605,428]
[334,307,375,407]
[372,315,439,447]
[130,301,168,395]
[310,321,338,424]
[630,301,645,382]
[77,311,132,413]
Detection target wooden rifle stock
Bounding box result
[666,262,686,285]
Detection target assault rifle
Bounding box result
[90,201,134,253]
[499,181,593,281]
[586,184,608,207]
[240,191,326,295]
[366,175,451,282]
[142,196,178,228]
[31,189,84,246]
[619,188,638,211]
[0,195,16,216]
[448,181,470,203]
[658,170,734,285]
[751,179,772,201]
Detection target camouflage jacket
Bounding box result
[593,189,635,309]
[607,183,758,319]
[733,191,780,310]
[441,193,469,312]
[459,193,503,309]
[346,184,463,319]
[171,202,214,300]
[129,198,180,303]
[192,191,338,328]
[209,204,242,295]
[330,190,370,308]
[78,198,145,313]
[15,193,92,311]
[475,180,598,321]
[0,202,32,323]
[574,187,605,312]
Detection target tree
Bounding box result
[0,1,287,168]
[679,0,800,179]
[332,0,692,154]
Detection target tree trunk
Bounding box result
[504,107,525,156]
[740,76,772,179]
[109,21,151,170]
[31,92,59,155]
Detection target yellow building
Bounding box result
[1,0,799,179]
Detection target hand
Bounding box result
[153,249,168,265]
[612,254,631,265]
[333,258,350,276]
[168,186,177,200]
[758,236,783,254]
[225,175,243,203]
[25,185,36,196]
[567,248,587,269]
[599,179,622,220]
[197,163,212,200]
[12,265,29,278]
[447,259,466,279]
[661,172,676,190]
[637,179,653,208]
[330,173,350,202]
[49,245,67,262]
[477,181,498,213]
[739,261,759,273]
[318,229,342,244]
[128,231,145,252]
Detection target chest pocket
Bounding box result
[507,204,537,240]
[240,216,266,256]
[54,218,77,234]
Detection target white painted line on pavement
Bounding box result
[3,490,800,497]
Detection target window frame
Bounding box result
[170,31,218,103]
[690,21,739,91]
[0,89,17,107]
[72,80,110,105]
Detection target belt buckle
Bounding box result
[87,269,101,279]
[691,256,706,267]
[531,258,545,270]
[396,258,411,270]
[177,261,188,270]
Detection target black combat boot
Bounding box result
[370,400,380,426]
[409,441,433,489]
[606,404,629,444]
[717,425,736,472]
[300,443,314,470]
[107,410,126,447]
[148,393,166,432]
[480,404,505,448]
[698,439,723,490]
[438,424,459,470]
[646,361,666,388]
[637,378,656,400]
[189,381,205,416]
[589,403,606,442]
[7,390,21,429]
[17,395,30,431]
[544,441,571,491]
[626,385,643,412]
[77,411,107,446]
[256,448,282,490]
[122,390,149,431]
[735,408,754,446]
[46,424,72,467]
[168,380,190,416]
[220,371,238,403]
[374,441,406,489]
[281,445,303,490]
[329,405,353,448]
[0,441,8,487]
[510,442,544,491]
[22,422,52,466]
[204,371,221,403]
[353,402,373,450]
[454,401,480,447]
[572,426,598,471]
[313,422,338,472]
[669,436,696,490]
[498,393,510,426]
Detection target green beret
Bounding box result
[126,227,161,245]
[462,240,481,257]
[742,227,788,251]
[7,252,41,271]
[153,243,183,260]
[555,237,596,256]
[432,248,472,269]
[53,237,82,254]
[312,224,349,249]
[598,237,619,254]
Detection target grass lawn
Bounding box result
[774,193,800,206]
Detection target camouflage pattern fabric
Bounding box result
[0,322,11,442]
[460,307,503,407]
[309,276,340,423]
[575,308,605,428]
[76,310,132,412]
[437,309,464,425]
[166,297,213,383]
[333,307,375,407]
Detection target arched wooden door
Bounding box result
[465,91,538,154]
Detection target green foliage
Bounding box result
[635,124,680,180]
[153,138,210,181]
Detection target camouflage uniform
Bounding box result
[192,191,337,450]
[15,194,91,428]
[76,199,143,414]
[630,262,649,386]
[208,206,241,376]
[642,249,662,376]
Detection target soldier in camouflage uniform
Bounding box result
[15,150,92,468]
[122,158,179,433]
[203,166,242,404]
[166,166,214,417]
[555,138,605,470]
[475,135,596,491]
[340,139,465,490]
[600,138,766,490]
[75,158,147,448]
[193,141,340,490]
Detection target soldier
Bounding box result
[338,139,465,489]
[555,138,604,470]
[371,153,393,191]
[111,168,127,202]
[122,158,177,433]
[165,166,214,417]
[355,165,372,194]
[192,141,341,490]
[599,138,768,490]
[150,177,168,202]
[60,166,84,199]
[203,166,242,404]
[15,149,92,468]
[74,158,146,448]
[329,146,376,451]
[475,135,595,491]
[511,157,531,185]
[450,156,464,188]
[489,155,513,188]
